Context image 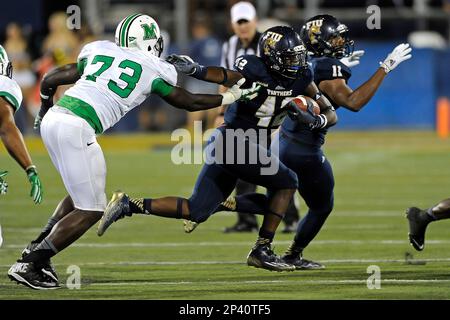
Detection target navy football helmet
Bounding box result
[300,15,354,59]
[258,26,308,79]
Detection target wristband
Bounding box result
[25,165,37,174]
[218,67,228,85]
[192,64,208,80]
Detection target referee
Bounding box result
[216,1,299,233]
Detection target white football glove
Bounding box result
[380,43,412,74]
[340,50,365,68]
[220,78,261,105]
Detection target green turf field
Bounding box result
[1,131,450,299]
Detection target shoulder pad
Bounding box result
[233,55,266,81]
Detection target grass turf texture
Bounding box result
[0,131,449,299]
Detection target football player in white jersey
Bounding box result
[0,45,43,247]
[8,14,259,290]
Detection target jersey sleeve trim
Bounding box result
[151,77,174,97]
[0,91,20,111]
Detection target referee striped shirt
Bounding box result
[220,32,262,69]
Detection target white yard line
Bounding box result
[84,279,450,287]
[1,257,449,269]
[4,239,450,249]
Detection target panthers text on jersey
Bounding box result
[281,56,351,146]
[57,40,177,133]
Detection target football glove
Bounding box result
[287,99,328,130]
[220,78,261,105]
[380,43,412,74]
[26,166,43,204]
[0,171,8,195]
[166,54,199,75]
[340,50,365,68]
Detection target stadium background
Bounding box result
[1,0,450,132]
[1,0,450,300]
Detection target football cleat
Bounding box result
[281,254,325,270]
[8,261,60,290]
[183,220,199,233]
[22,242,59,283]
[406,207,431,251]
[247,242,295,272]
[97,190,131,236]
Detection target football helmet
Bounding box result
[258,26,308,79]
[0,45,13,78]
[300,14,354,59]
[115,14,164,57]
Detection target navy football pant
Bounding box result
[187,126,298,223]
[232,131,334,250]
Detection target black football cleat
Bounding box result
[8,261,60,290]
[224,222,258,233]
[247,243,295,272]
[406,207,431,251]
[281,254,325,270]
[22,242,59,283]
[97,191,132,236]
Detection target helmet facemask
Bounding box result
[319,24,354,59]
[274,46,308,79]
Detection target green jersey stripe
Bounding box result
[0,91,20,111]
[57,95,104,134]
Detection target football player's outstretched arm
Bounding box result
[161,79,260,112]
[35,63,81,128]
[318,69,385,112]
[320,43,412,112]
[0,99,43,203]
[166,54,243,87]
[304,81,338,128]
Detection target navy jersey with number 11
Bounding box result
[224,54,313,131]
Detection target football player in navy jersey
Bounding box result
[97,26,338,272]
[205,15,413,270]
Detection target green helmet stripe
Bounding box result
[124,14,143,47]
[119,13,141,47]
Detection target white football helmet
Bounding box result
[115,14,164,57]
[0,45,12,78]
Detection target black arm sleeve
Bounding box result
[39,63,81,118]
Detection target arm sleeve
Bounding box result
[151,77,174,97]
